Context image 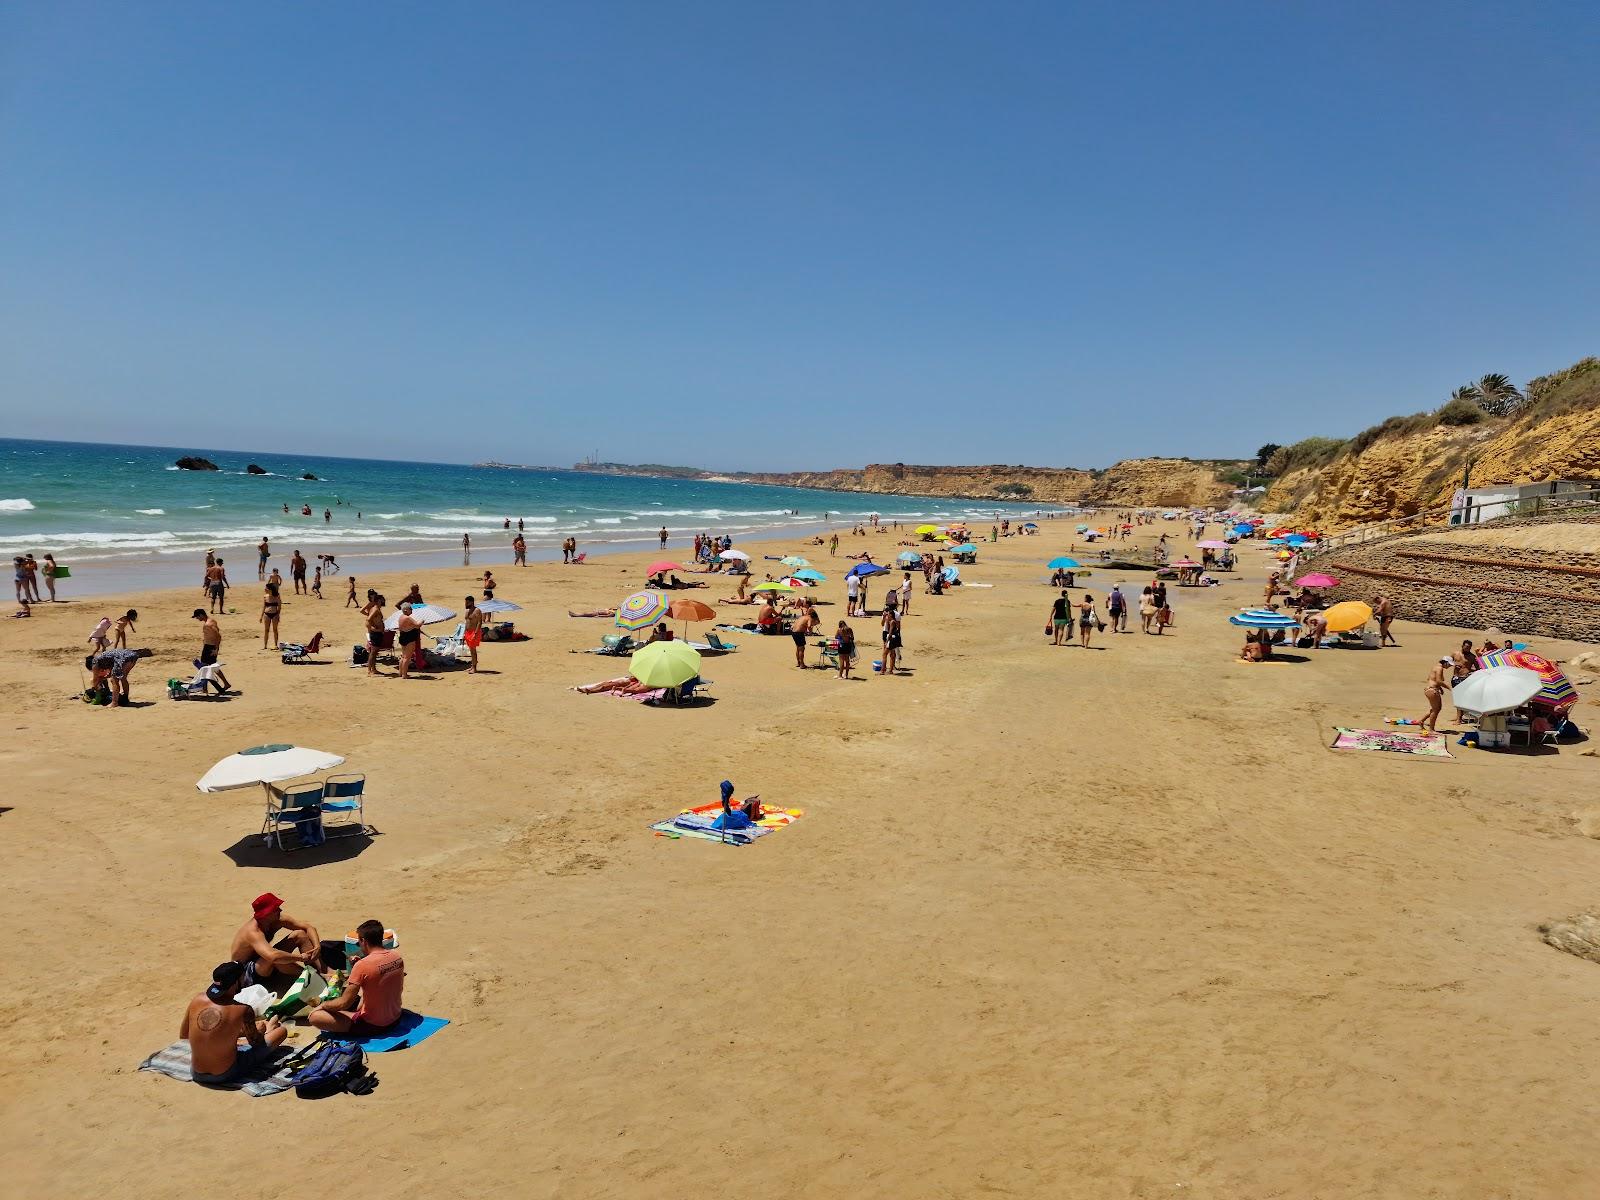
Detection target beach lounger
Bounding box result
[319,773,367,837]
[704,632,738,653]
[280,632,324,664]
[168,662,228,700]
[262,781,327,851]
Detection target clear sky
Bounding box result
[2,2,1596,471]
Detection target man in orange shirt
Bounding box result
[308,920,405,1035]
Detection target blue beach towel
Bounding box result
[333,1010,450,1052]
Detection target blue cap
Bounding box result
[720,780,734,800]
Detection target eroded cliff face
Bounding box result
[739,460,1239,507]
[1265,406,1600,530]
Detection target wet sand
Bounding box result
[3,524,1599,1198]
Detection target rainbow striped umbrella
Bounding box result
[615,589,670,632]
[1478,649,1577,711]
[1228,608,1301,630]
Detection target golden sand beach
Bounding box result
[3,523,1598,1198]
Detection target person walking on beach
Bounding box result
[1375,594,1398,646]
[1107,586,1127,633]
[204,557,229,613]
[1050,589,1071,645]
[463,533,471,565]
[12,557,26,604]
[311,566,322,599]
[192,609,233,692]
[835,621,855,679]
[463,595,484,673]
[1077,592,1098,649]
[290,550,307,595]
[345,576,359,608]
[1418,658,1450,731]
[362,592,386,676]
[261,582,282,649]
[42,554,59,602]
[257,538,270,581]
[512,534,527,566]
[829,533,838,557]
[899,572,912,616]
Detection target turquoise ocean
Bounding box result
[0,439,1060,593]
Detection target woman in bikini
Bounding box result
[261,582,281,649]
[1418,658,1449,731]
[362,592,386,676]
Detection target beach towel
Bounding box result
[650,802,804,845]
[138,1041,299,1097]
[330,1010,450,1053]
[1331,728,1453,759]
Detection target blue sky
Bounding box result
[2,2,1596,470]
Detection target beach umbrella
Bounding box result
[1075,524,1089,532]
[1021,522,1038,529]
[615,589,670,631]
[645,561,684,576]
[198,743,345,798]
[628,641,702,689]
[1478,649,1577,711]
[896,551,922,565]
[667,598,715,624]
[780,556,810,567]
[1452,666,1543,715]
[1047,557,1083,569]
[951,543,978,554]
[846,563,889,578]
[793,568,826,581]
[719,549,750,562]
[474,599,523,614]
[941,565,960,582]
[384,603,456,630]
[1285,534,1309,546]
[1232,524,1253,535]
[1228,608,1302,630]
[1196,540,1231,549]
[1321,601,1373,633]
[1171,558,1200,567]
[751,581,794,592]
[778,576,808,588]
[1294,572,1340,589]
[915,524,938,535]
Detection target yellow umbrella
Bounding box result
[628,641,702,688]
[915,524,938,535]
[1323,601,1373,633]
[750,581,793,593]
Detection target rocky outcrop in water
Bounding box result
[174,456,219,471]
[246,464,268,475]
[301,472,318,480]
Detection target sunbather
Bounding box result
[575,675,658,696]
[307,920,405,1036]
[181,961,288,1084]
[568,608,617,618]
[230,893,322,990]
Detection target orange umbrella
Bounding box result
[668,597,715,636]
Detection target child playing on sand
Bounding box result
[311,567,323,599]
[113,609,138,648]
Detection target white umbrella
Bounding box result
[475,599,522,614]
[385,603,456,630]
[1452,666,1543,715]
[719,549,750,561]
[197,743,345,794]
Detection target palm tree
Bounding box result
[1462,374,1525,417]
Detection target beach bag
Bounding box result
[351,643,369,666]
[290,1041,367,1099]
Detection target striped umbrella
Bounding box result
[1478,649,1577,711]
[1228,608,1302,630]
[780,556,810,567]
[615,589,670,631]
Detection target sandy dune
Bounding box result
[2,524,1598,1198]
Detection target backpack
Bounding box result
[290,1040,368,1098]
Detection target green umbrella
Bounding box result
[628,641,702,688]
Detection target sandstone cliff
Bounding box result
[736,459,1240,508]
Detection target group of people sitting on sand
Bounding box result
[180,893,405,1085]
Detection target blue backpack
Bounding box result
[290,1040,368,1098]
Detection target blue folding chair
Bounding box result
[320,773,366,836]
[263,781,325,851]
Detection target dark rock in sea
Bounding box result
[302,472,318,480]
[175,456,219,471]
[246,464,268,475]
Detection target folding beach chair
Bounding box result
[432,623,466,659]
[262,781,326,851]
[168,662,228,699]
[281,632,324,664]
[704,632,738,653]
[319,773,367,837]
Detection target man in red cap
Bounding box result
[229,893,323,990]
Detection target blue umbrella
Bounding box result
[1228,609,1301,630]
[793,568,826,581]
[1285,534,1309,545]
[846,563,890,578]
[1021,522,1037,529]
[941,565,960,582]
[951,543,978,554]
[1075,524,1089,532]
[896,551,922,564]
[1232,524,1253,535]
[1047,557,1083,569]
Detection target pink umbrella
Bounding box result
[1196,539,1231,549]
[1295,572,1340,589]
[645,561,684,576]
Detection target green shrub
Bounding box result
[1436,397,1485,427]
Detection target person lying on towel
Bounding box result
[307,920,405,1036]
[182,961,288,1085]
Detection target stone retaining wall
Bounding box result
[1319,519,1600,642]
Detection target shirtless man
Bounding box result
[463,595,485,674]
[1418,657,1450,731]
[290,550,308,595]
[257,538,270,581]
[229,892,321,990]
[362,592,386,676]
[790,597,817,667]
[191,608,233,692]
[181,962,288,1085]
[1374,594,1398,646]
[204,557,229,613]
